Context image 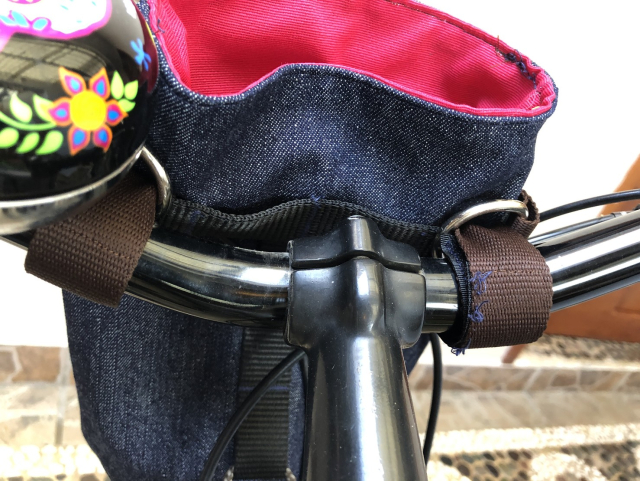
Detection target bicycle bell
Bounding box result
[0,0,158,234]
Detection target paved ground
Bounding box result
[0,335,639,480]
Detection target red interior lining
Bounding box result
[148,0,555,117]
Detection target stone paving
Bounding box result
[0,336,638,480]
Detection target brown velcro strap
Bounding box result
[453,192,552,350]
[25,173,156,307]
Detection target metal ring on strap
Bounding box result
[140,147,172,217]
[434,199,529,257]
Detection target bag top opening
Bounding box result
[147,0,555,117]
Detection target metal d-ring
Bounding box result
[140,146,172,217]
[434,199,529,257]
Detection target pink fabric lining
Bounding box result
[148,0,555,117]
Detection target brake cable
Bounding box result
[539,189,640,221]
[199,350,306,481]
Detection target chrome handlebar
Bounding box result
[5,202,639,481]
[5,207,640,331]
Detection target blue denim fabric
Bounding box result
[287,364,305,478]
[64,3,557,480]
[65,293,430,481]
[146,58,555,227]
[64,293,244,481]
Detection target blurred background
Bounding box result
[1,0,639,480]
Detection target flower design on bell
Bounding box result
[0,66,138,156]
[0,9,48,32]
[0,0,111,51]
[131,38,151,71]
[48,67,127,155]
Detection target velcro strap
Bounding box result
[448,192,552,351]
[25,173,156,307]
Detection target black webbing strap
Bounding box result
[159,194,552,353]
[234,329,294,480]
[159,197,440,255]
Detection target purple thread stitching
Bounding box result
[470,271,491,295]
[459,270,493,355]
[468,270,492,324]
[184,209,201,235]
[504,50,538,89]
[451,339,471,356]
[155,18,165,35]
[470,270,492,295]
[468,300,489,323]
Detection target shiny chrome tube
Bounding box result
[4,208,640,325]
[129,230,290,327]
[127,209,640,325]
[533,208,640,311]
[127,232,461,330]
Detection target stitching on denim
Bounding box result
[153,17,165,36]
[494,38,541,96]
[503,50,538,89]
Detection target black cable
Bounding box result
[300,353,309,397]
[422,333,442,464]
[199,349,306,481]
[539,189,640,222]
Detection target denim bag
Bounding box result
[64,0,557,479]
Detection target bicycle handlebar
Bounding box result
[5,207,640,330]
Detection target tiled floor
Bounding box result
[0,445,107,481]
[0,336,639,480]
[409,362,639,392]
[411,391,640,433]
[414,335,640,480]
[426,423,640,480]
[0,346,96,480]
[429,439,640,480]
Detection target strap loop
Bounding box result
[25,172,156,307]
[442,191,552,352]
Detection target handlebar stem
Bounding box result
[286,217,427,481]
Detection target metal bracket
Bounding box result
[289,215,422,272]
